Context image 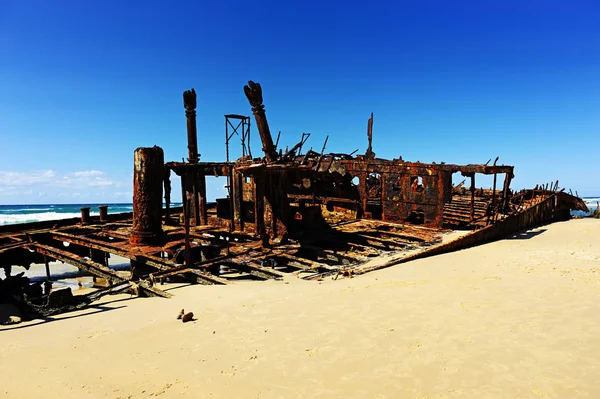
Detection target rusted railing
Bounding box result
[356,193,559,275]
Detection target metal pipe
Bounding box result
[130,146,165,245]
[183,88,199,163]
[244,81,278,162]
[80,207,91,225]
[98,205,108,222]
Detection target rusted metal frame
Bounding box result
[287,194,359,205]
[179,169,188,226]
[232,170,244,232]
[31,243,171,298]
[306,229,386,253]
[282,133,311,159]
[187,228,259,245]
[150,244,266,281]
[351,233,408,250]
[369,228,430,243]
[243,117,251,158]
[354,194,559,276]
[0,241,29,253]
[131,147,165,245]
[93,228,130,241]
[434,172,446,228]
[357,172,367,219]
[299,243,366,262]
[43,256,51,282]
[149,265,229,285]
[488,157,500,226]
[327,236,382,254]
[449,164,514,175]
[337,218,439,239]
[5,235,26,243]
[0,213,138,236]
[444,198,489,209]
[501,169,514,212]
[253,171,268,246]
[244,81,278,162]
[452,180,466,194]
[167,162,233,177]
[268,259,317,273]
[80,207,91,225]
[297,132,310,155]
[52,231,131,255]
[226,260,287,280]
[196,171,208,225]
[148,267,228,285]
[81,281,136,299]
[356,229,426,245]
[344,236,397,252]
[50,231,223,285]
[312,135,329,172]
[330,219,364,228]
[177,233,234,250]
[183,88,199,163]
[225,115,248,162]
[190,173,200,227]
[259,170,289,243]
[184,191,193,268]
[470,174,475,221]
[164,168,172,224]
[270,251,337,271]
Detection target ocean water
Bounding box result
[577,197,600,216]
[0,203,180,226]
[0,198,597,226]
[0,203,186,291]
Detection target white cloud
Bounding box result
[0,188,18,197]
[0,169,115,189]
[72,170,104,178]
[55,170,115,188]
[0,170,56,186]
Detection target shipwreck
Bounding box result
[0,81,589,321]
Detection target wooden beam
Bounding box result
[31,243,171,298]
[51,231,228,285]
[229,261,288,280]
[273,251,337,271]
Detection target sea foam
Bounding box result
[0,211,99,226]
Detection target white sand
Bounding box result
[1,219,599,398]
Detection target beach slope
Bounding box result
[1,219,599,398]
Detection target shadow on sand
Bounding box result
[0,303,128,331]
[505,228,547,240]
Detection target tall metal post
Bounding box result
[470,174,475,221]
[184,88,199,163]
[130,146,164,245]
[244,81,278,163]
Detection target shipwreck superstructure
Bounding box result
[0,81,588,320]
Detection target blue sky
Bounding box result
[1,0,599,204]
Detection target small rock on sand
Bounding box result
[182,312,194,323]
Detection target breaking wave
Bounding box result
[583,197,600,206]
[0,212,98,226]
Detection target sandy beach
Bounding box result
[1,218,599,398]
